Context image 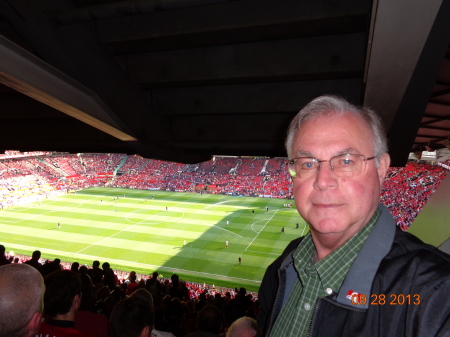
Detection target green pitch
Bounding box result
[0,188,307,292]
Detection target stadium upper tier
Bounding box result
[0,153,447,228]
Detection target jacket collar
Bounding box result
[335,203,396,309]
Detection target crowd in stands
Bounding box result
[112,157,291,198]
[380,161,447,230]
[0,152,448,228]
[0,245,260,337]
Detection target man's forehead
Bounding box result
[292,112,374,156]
[294,147,363,158]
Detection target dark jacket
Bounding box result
[258,204,450,337]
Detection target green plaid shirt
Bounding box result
[268,209,380,337]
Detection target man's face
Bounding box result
[291,112,390,243]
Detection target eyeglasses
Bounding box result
[288,154,376,178]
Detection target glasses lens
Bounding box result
[330,154,365,177]
[288,158,318,178]
[288,161,297,178]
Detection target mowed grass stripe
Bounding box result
[0,187,306,290]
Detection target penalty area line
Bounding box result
[245,209,279,252]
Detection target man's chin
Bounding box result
[308,218,348,236]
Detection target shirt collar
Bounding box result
[293,209,381,293]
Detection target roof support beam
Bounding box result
[364,0,450,166]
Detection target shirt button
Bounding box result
[326,288,333,295]
[304,303,311,311]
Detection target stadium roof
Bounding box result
[0,0,450,165]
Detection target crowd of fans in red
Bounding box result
[380,161,447,230]
[0,152,448,229]
[0,248,259,337]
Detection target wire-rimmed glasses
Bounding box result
[288,154,376,178]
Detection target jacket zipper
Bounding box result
[266,271,283,336]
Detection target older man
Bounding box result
[0,264,45,337]
[258,95,450,337]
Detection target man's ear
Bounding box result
[377,153,391,185]
[72,293,81,312]
[140,326,150,337]
[27,312,42,336]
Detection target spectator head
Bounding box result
[0,245,5,255]
[131,288,153,305]
[129,271,136,282]
[110,296,154,337]
[226,317,261,337]
[0,264,45,337]
[285,94,388,165]
[152,271,158,278]
[79,265,88,275]
[196,304,222,334]
[43,270,82,319]
[239,287,247,297]
[171,273,179,283]
[71,262,80,273]
[31,250,41,260]
[93,260,100,268]
[102,262,110,270]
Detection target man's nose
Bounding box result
[313,162,338,190]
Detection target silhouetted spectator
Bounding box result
[169,274,188,301]
[102,262,116,291]
[0,244,11,266]
[79,266,95,311]
[146,271,162,299]
[71,262,80,274]
[87,260,102,279]
[24,250,42,270]
[40,258,62,277]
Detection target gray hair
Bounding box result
[285,95,388,166]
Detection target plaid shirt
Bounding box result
[268,209,380,337]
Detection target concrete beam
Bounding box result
[128,33,366,86]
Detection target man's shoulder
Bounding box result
[379,229,450,283]
[390,229,450,263]
[37,321,95,337]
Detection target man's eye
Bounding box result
[340,159,354,166]
[302,162,315,169]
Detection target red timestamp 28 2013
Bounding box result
[351,294,421,306]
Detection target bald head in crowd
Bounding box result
[0,264,45,337]
[227,317,261,337]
